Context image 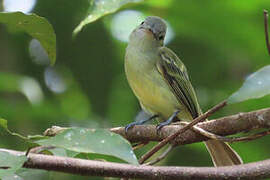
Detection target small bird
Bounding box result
[124,16,242,166]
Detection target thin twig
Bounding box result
[138,101,227,164]
[132,142,149,150]
[227,130,270,142]
[190,124,270,143]
[144,145,174,166]
[264,9,270,55]
[26,146,56,155]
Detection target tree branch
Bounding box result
[1,148,270,180]
[138,101,227,164]
[110,107,270,145]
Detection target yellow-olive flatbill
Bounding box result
[124,16,242,166]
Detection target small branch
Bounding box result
[1,148,270,179]
[132,142,149,150]
[264,9,270,55]
[138,101,227,164]
[190,124,270,143]
[45,106,270,146]
[110,107,270,145]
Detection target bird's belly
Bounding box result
[135,75,175,116]
[127,69,191,120]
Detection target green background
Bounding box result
[0,0,270,179]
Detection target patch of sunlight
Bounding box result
[3,0,36,13]
[29,39,50,65]
[19,77,43,105]
[44,67,67,94]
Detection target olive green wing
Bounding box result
[157,46,201,118]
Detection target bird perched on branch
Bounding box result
[124,16,242,166]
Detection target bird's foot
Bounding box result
[125,114,159,133]
[156,110,181,132]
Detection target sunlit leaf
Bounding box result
[13,168,49,180]
[35,128,138,165]
[228,65,270,104]
[2,174,23,180]
[73,0,141,36]
[0,12,56,65]
[145,0,173,8]
[0,151,27,179]
[49,148,79,157]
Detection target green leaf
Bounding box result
[35,128,138,165]
[228,65,270,104]
[0,73,20,92]
[12,168,48,180]
[73,0,141,36]
[0,151,27,179]
[49,148,79,157]
[0,12,56,65]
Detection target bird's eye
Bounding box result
[158,35,164,40]
[140,21,144,25]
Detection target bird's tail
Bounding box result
[205,140,243,166]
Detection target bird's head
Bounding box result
[129,16,167,47]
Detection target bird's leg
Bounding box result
[125,114,159,133]
[156,110,180,131]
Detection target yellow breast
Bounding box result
[125,59,192,121]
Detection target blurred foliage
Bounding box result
[228,65,270,104]
[0,0,270,179]
[0,12,56,64]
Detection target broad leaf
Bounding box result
[36,128,138,165]
[228,65,270,104]
[49,148,79,157]
[0,151,27,179]
[73,0,141,36]
[2,168,48,180]
[0,12,56,65]
[8,168,49,180]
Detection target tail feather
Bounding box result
[205,140,243,166]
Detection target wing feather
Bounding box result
[157,47,201,118]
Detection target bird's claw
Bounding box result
[125,122,138,133]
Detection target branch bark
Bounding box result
[110,107,270,145]
[139,101,227,164]
[1,148,270,180]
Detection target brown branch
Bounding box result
[138,101,227,164]
[264,9,270,55]
[190,125,270,143]
[1,148,270,179]
[45,106,270,146]
[110,107,270,145]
